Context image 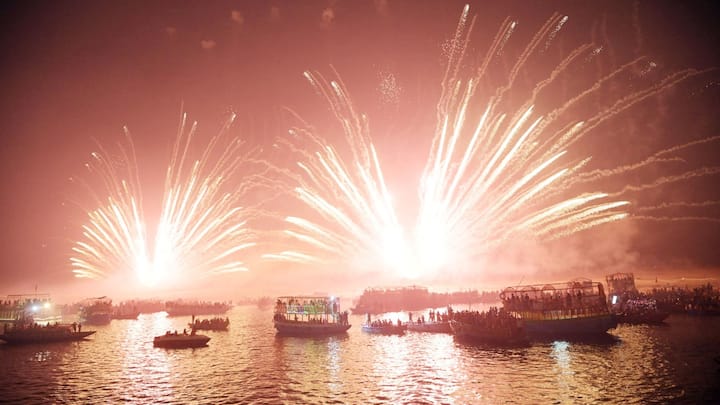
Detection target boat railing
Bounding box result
[511,307,610,321]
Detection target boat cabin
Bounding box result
[273,296,347,324]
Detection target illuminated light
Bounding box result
[31,305,39,312]
[70,113,268,285]
[43,302,51,309]
[264,7,719,280]
[612,295,618,305]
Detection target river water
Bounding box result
[1,306,719,404]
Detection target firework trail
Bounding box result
[264,69,408,273]
[70,113,267,285]
[415,7,719,273]
[270,6,719,276]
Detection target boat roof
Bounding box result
[502,280,603,293]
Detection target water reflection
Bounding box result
[1,311,718,403]
[121,312,173,401]
[551,341,573,398]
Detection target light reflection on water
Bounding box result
[1,307,719,403]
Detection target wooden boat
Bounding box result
[0,324,95,344]
[406,321,452,334]
[361,323,406,335]
[450,320,527,345]
[273,296,351,336]
[153,332,210,348]
[79,297,112,325]
[165,300,232,317]
[189,316,229,331]
[501,279,618,337]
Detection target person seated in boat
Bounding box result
[183,328,187,335]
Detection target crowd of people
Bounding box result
[189,316,230,331]
[452,307,520,329]
[501,284,608,316]
[645,284,720,314]
[409,307,453,324]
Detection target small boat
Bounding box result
[153,331,210,348]
[406,321,452,334]
[605,274,670,324]
[273,296,351,336]
[0,324,95,344]
[189,316,229,331]
[361,323,406,335]
[79,297,113,325]
[165,300,232,317]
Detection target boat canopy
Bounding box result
[274,296,341,316]
[500,281,605,300]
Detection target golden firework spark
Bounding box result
[70,113,268,286]
[266,5,720,278]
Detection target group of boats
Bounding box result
[0,295,231,348]
[1,273,673,347]
[271,275,672,345]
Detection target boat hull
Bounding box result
[617,311,669,324]
[406,321,452,334]
[0,330,95,344]
[274,320,351,336]
[522,313,617,337]
[153,335,210,348]
[82,313,112,325]
[450,320,528,345]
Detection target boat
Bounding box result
[273,296,351,336]
[615,298,669,324]
[351,285,486,314]
[500,279,618,337]
[450,308,528,345]
[1,293,62,326]
[112,311,140,320]
[406,321,452,334]
[112,302,140,320]
[188,315,229,331]
[165,300,232,317]
[606,273,669,324]
[79,297,113,325]
[0,323,95,344]
[153,331,210,348]
[406,308,453,333]
[361,322,407,335]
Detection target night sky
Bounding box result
[1,1,719,300]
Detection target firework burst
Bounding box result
[269,5,719,278]
[265,70,409,274]
[70,113,267,286]
[416,6,719,275]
